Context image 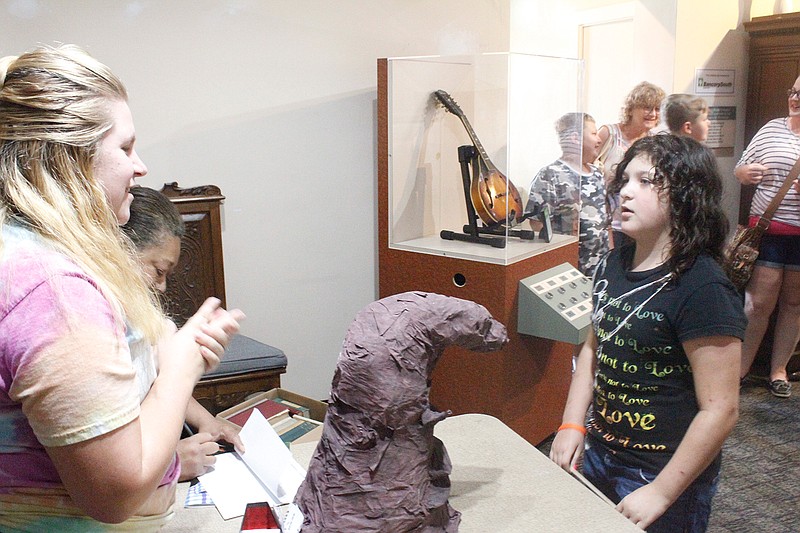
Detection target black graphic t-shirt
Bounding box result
[587,250,746,473]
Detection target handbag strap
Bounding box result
[757,156,800,230]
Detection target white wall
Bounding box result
[750,0,800,17]
[510,0,750,229]
[673,0,751,229]
[1,0,510,400]
[509,0,676,141]
[1,0,761,400]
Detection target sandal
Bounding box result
[769,379,791,398]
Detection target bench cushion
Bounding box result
[202,334,287,379]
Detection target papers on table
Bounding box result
[198,409,307,520]
[184,481,214,507]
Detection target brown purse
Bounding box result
[724,157,800,291]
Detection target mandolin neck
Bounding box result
[455,114,498,173]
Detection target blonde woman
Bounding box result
[598,81,666,248]
[0,45,244,531]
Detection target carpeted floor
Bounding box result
[535,377,800,532]
[707,377,800,533]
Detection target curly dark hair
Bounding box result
[606,134,728,278]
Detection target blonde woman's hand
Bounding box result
[160,297,240,377]
[156,299,222,380]
[192,301,245,372]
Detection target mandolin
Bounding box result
[433,89,523,226]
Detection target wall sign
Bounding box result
[705,106,736,149]
[695,69,735,95]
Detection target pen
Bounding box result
[290,414,322,425]
[215,441,236,455]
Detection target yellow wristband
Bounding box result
[557,423,587,435]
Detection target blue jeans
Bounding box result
[582,440,719,533]
[756,233,800,270]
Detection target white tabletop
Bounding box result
[164,413,640,532]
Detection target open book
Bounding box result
[197,408,306,529]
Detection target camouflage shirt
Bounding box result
[525,159,610,276]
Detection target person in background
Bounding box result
[123,186,185,294]
[597,81,666,248]
[0,44,243,531]
[550,135,745,533]
[665,93,711,143]
[526,112,610,277]
[122,186,244,482]
[735,75,800,398]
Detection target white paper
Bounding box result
[239,410,306,503]
[197,409,307,520]
[197,453,275,520]
[280,503,305,533]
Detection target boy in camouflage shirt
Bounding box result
[525,112,610,276]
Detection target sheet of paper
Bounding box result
[197,409,307,519]
[280,503,305,533]
[183,481,214,507]
[239,409,306,503]
[197,453,275,519]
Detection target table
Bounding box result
[164,414,641,532]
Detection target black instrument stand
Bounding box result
[440,145,536,249]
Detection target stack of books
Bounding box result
[268,410,322,446]
[224,396,323,447]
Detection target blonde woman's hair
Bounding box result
[620,81,666,125]
[0,44,163,342]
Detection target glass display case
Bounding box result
[386,52,584,265]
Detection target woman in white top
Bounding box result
[598,81,666,248]
[735,75,800,398]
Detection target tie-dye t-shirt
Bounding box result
[0,224,177,532]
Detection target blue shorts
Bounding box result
[582,439,719,533]
[756,234,800,270]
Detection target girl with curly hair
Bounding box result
[550,135,746,533]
